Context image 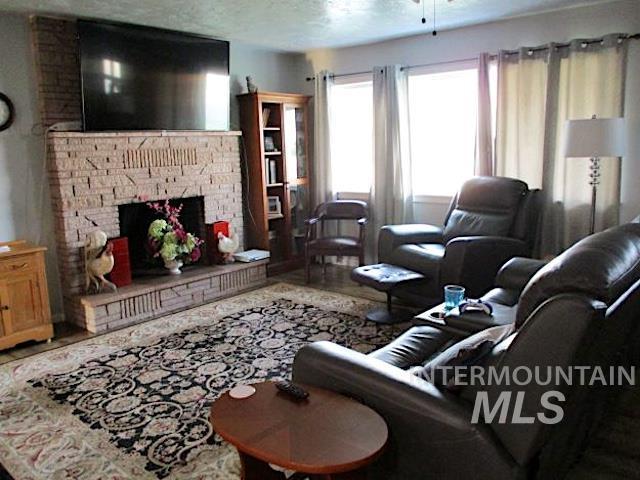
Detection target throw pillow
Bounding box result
[413,323,515,389]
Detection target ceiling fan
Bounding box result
[411,0,454,35]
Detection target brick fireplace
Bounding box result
[48,130,267,332]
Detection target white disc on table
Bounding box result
[229,385,256,399]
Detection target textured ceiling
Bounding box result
[0,0,615,51]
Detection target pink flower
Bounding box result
[174,229,188,242]
[190,248,201,262]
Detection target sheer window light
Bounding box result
[408,66,478,196]
[330,80,373,193]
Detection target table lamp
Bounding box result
[563,115,626,234]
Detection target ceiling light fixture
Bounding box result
[412,0,454,36]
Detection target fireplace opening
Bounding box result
[118,196,206,276]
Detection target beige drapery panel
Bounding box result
[370,65,414,259]
[475,52,494,176]
[313,70,335,207]
[495,35,627,255]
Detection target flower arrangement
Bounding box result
[146,200,203,272]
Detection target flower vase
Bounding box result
[164,259,183,275]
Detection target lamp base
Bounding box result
[588,156,601,235]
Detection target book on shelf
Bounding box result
[269,159,277,184]
[262,108,271,127]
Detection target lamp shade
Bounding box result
[563,117,626,158]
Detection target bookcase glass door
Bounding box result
[284,104,309,257]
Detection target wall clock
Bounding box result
[0,93,15,132]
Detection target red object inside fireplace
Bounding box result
[206,221,230,265]
[108,237,132,287]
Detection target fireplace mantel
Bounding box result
[47,130,265,332]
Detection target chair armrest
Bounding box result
[442,236,530,298]
[358,217,368,244]
[495,257,548,293]
[305,217,320,241]
[378,224,443,263]
[292,341,515,479]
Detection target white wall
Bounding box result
[306,0,640,225]
[229,42,309,129]
[0,14,63,318]
[0,13,310,319]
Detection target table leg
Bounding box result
[239,452,285,480]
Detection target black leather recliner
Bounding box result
[378,176,541,305]
[293,223,640,479]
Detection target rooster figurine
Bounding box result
[217,227,239,263]
[85,230,117,294]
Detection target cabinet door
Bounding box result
[0,272,44,335]
[283,103,310,258]
[0,284,5,337]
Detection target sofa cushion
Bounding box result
[516,223,640,327]
[495,257,548,293]
[386,243,445,280]
[481,287,520,307]
[369,326,453,369]
[414,323,515,388]
[443,177,528,243]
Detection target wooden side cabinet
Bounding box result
[237,92,312,275]
[0,240,53,350]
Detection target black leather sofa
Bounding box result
[378,176,541,306]
[293,223,640,479]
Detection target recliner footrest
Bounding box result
[351,263,425,292]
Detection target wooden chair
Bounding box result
[304,200,368,283]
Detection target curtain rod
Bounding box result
[305,32,639,82]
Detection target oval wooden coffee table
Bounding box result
[210,381,388,479]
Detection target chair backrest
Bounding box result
[442,177,531,244]
[314,200,368,221]
[516,222,640,327]
[461,223,640,468]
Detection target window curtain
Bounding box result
[313,70,335,207]
[370,65,414,259]
[495,35,628,255]
[546,36,627,252]
[475,52,494,175]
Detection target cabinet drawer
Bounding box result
[0,255,37,274]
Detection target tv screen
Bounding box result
[78,21,229,131]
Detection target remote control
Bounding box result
[275,381,309,400]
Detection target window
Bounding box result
[330,79,373,193]
[408,65,478,197]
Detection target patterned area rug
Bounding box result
[0,283,407,480]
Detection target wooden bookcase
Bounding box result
[237,92,311,275]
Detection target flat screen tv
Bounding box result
[78,20,229,131]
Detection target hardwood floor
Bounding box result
[0,321,93,365]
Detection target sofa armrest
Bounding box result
[442,236,530,298]
[378,224,443,263]
[495,257,548,293]
[292,341,516,479]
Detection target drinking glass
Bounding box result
[444,285,465,311]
